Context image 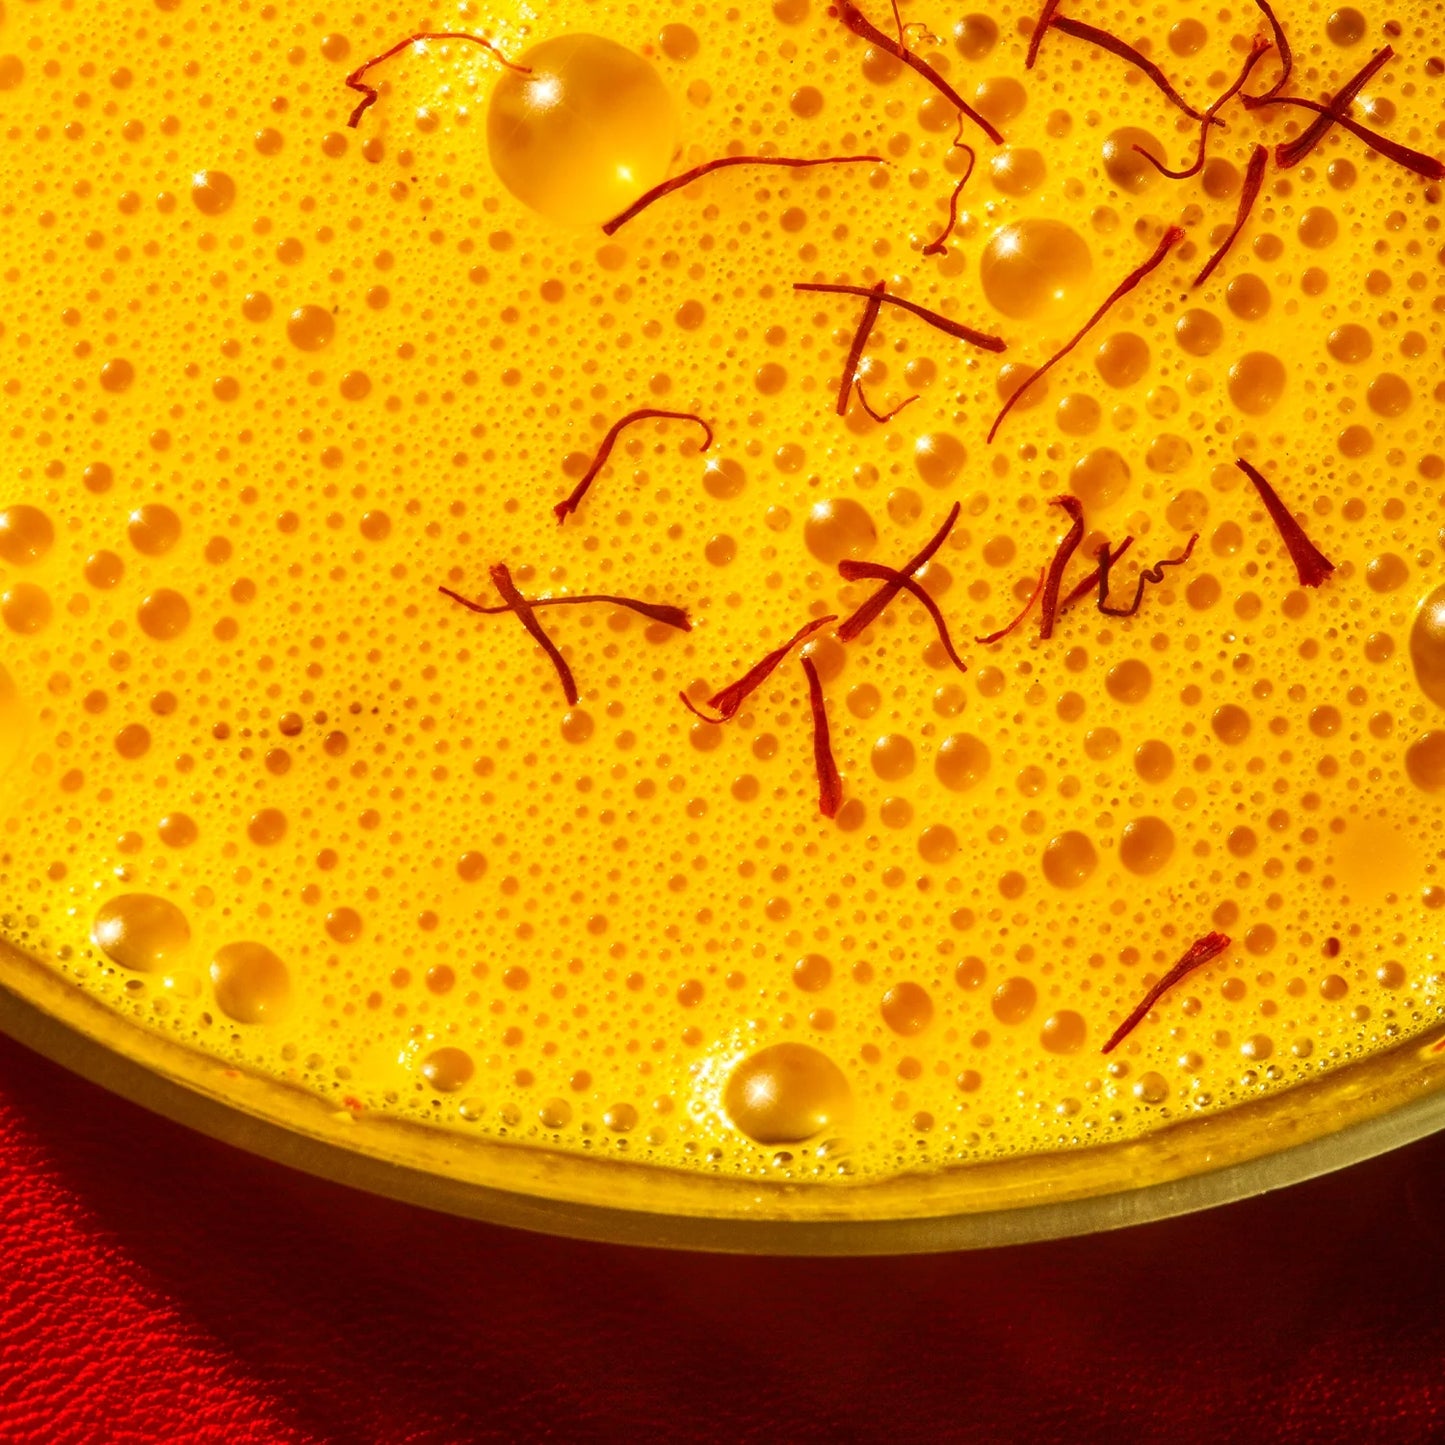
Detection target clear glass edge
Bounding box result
[3,936,1444,1255]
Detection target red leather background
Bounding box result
[2,1031,1442,1444]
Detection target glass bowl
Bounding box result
[5,934,1444,1253]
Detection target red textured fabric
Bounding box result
[1,1032,1443,1444]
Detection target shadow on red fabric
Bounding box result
[1,1033,1442,1443]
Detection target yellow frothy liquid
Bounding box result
[0,0,1443,1187]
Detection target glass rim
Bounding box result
[4,937,1444,1254]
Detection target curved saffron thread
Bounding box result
[801,654,843,819]
[345,32,529,129]
[600,154,884,235]
[1134,37,1272,181]
[1263,44,1391,168]
[988,226,1184,444]
[1193,145,1269,288]
[680,616,838,724]
[484,563,578,706]
[1095,534,1200,617]
[1248,95,1444,180]
[439,587,691,631]
[921,142,976,256]
[854,381,921,424]
[555,410,713,524]
[1059,536,1134,613]
[1242,0,1293,103]
[839,560,967,671]
[838,502,962,642]
[1235,458,1336,588]
[793,282,1006,351]
[1024,0,1063,69]
[833,1,1005,145]
[889,0,941,47]
[1102,933,1232,1053]
[1038,496,1085,641]
[1049,17,1211,121]
[975,568,1045,646]
[836,282,886,416]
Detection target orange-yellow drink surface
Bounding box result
[1,0,1443,1184]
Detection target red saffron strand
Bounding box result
[345,32,529,129]
[831,1,1005,145]
[1095,534,1199,617]
[554,409,713,524]
[838,560,968,671]
[854,381,921,424]
[1193,143,1268,288]
[600,153,884,235]
[888,0,940,46]
[1059,536,1134,613]
[1265,44,1391,168]
[1135,37,1272,181]
[485,563,579,706]
[1102,932,1232,1054]
[1243,0,1293,102]
[1024,0,1063,70]
[838,502,961,643]
[988,226,1183,444]
[1235,458,1336,588]
[438,587,691,631]
[921,142,976,256]
[801,655,844,819]
[975,568,1045,645]
[836,282,886,416]
[1049,17,1210,121]
[1038,496,1085,641]
[680,616,838,724]
[1250,95,1444,180]
[794,282,1007,351]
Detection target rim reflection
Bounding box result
[2,937,1443,1254]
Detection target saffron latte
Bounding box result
[0,0,1443,1186]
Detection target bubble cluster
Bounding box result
[0,0,1442,1192]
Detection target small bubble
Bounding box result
[1101,128,1165,193]
[1228,352,1287,415]
[804,498,876,565]
[137,588,191,640]
[793,953,832,991]
[190,169,236,215]
[991,976,1037,1024]
[287,305,335,351]
[724,1043,851,1144]
[870,733,915,780]
[1120,817,1175,875]
[423,1047,475,1093]
[1041,1010,1087,1054]
[127,504,181,556]
[1042,831,1098,888]
[936,733,990,790]
[210,941,290,1023]
[914,433,967,488]
[247,808,287,846]
[880,981,933,1035]
[324,907,362,943]
[2,583,50,634]
[92,894,190,972]
[0,506,54,566]
[980,219,1092,321]
[488,35,677,227]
